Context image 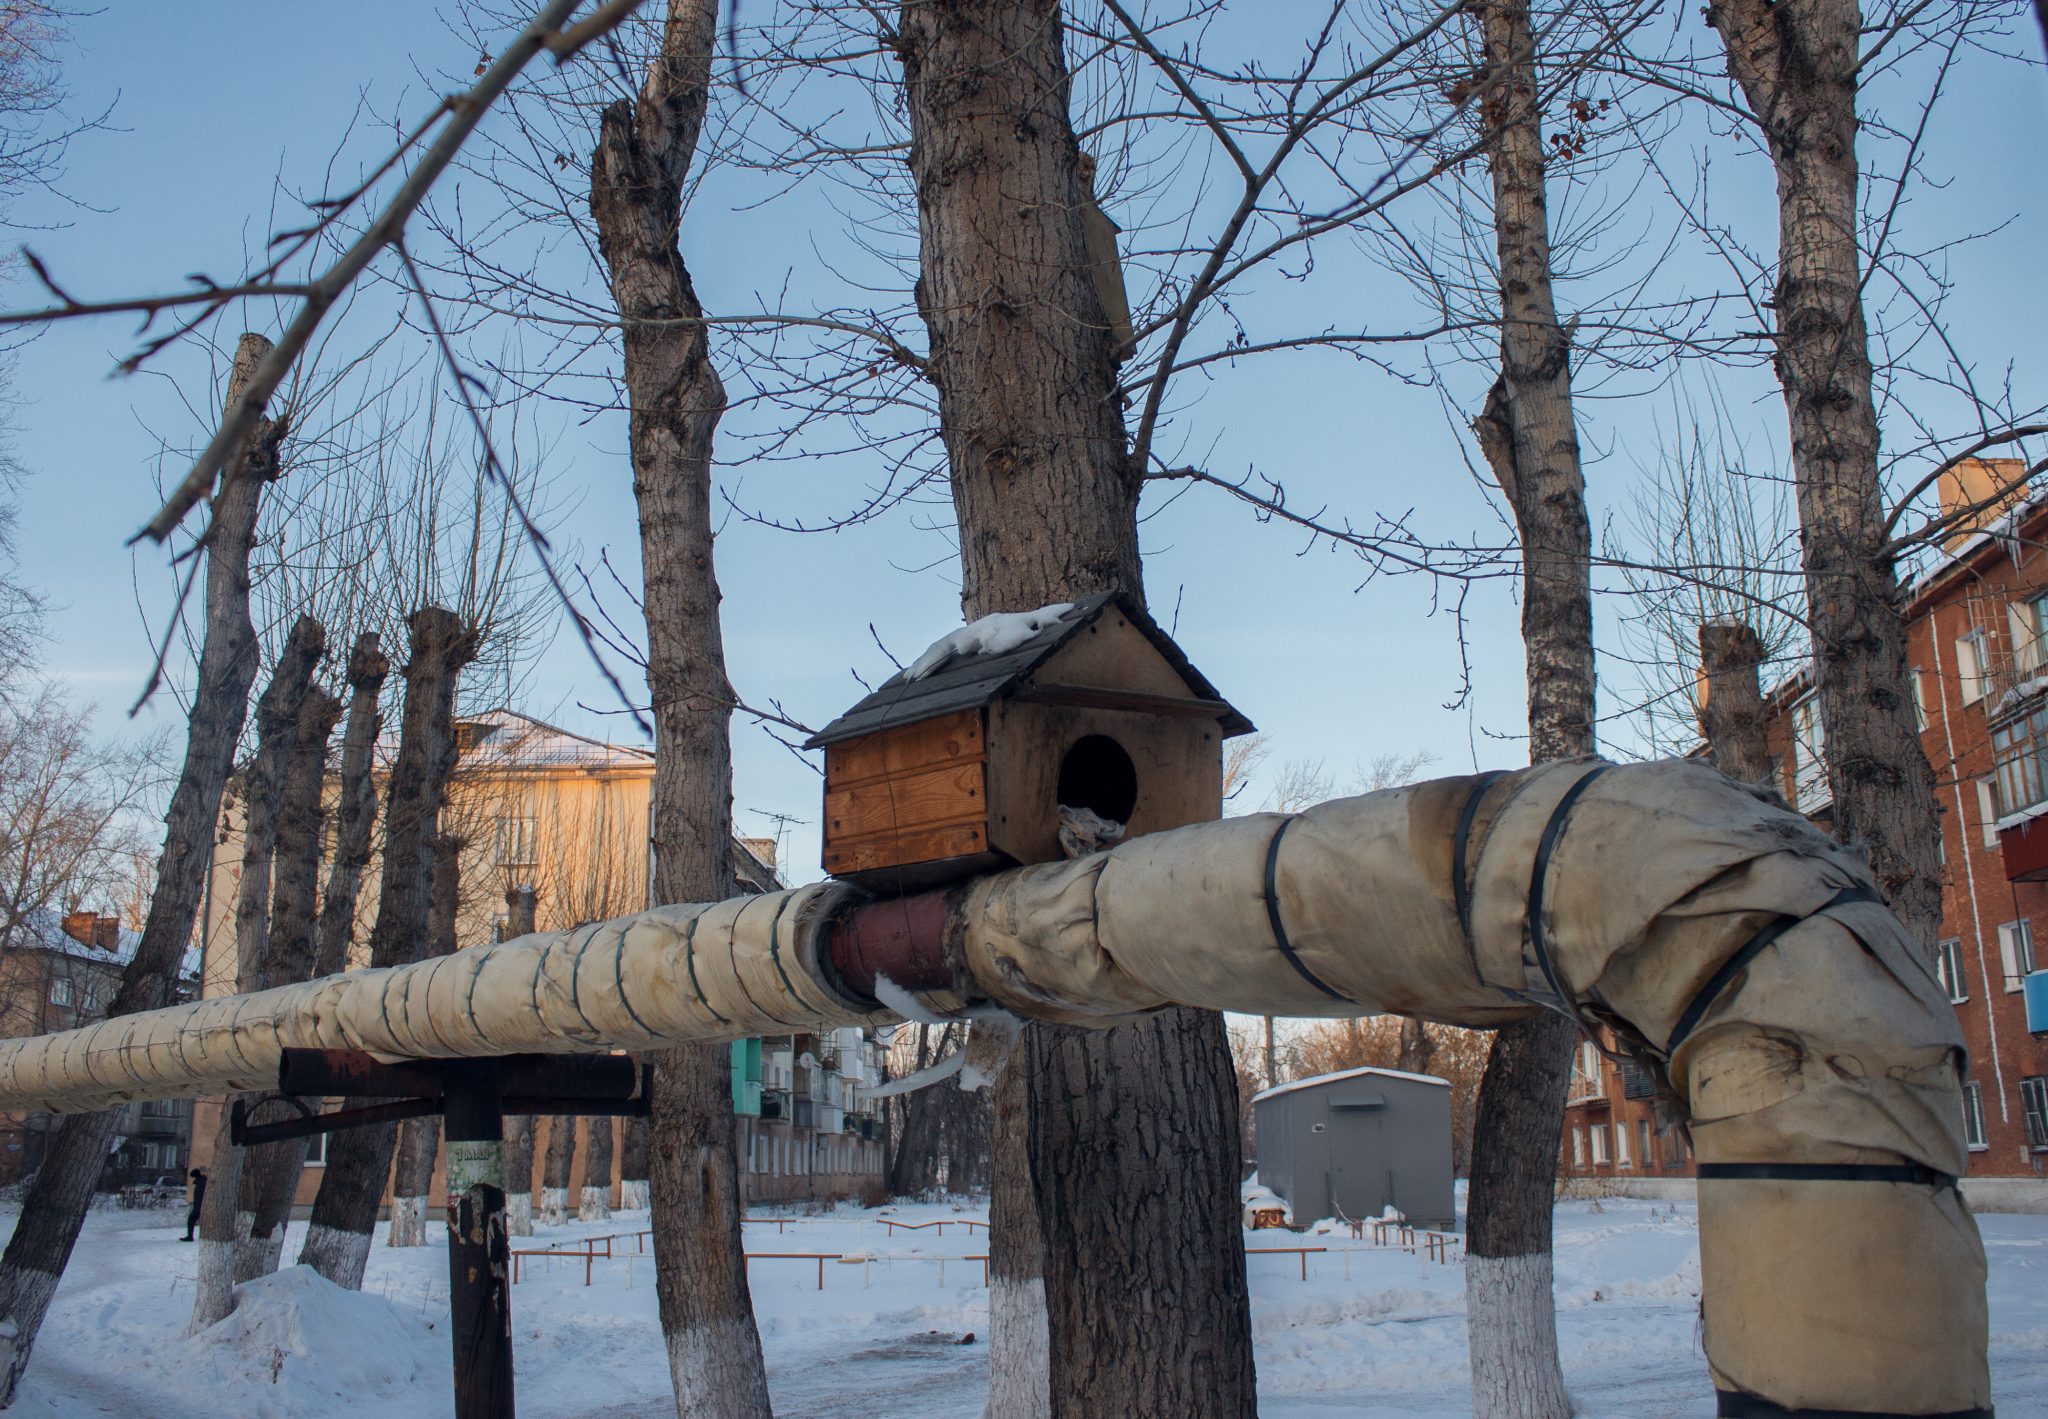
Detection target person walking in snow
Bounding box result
[182,1167,206,1241]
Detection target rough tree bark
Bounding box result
[588,2,773,1412]
[579,1116,614,1222]
[501,884,539,1235]
[191,614,326,1332]
[618,1115,651,1212]
[239,632,387,1275]
[234,682,344,1284]
[541,1116,577,1227]
[1461,4,1595,1413]
[895,5,1256,1414]
[0,332,285,1403]
[299,607,477,1289]
[1706,0,1943,954]
[1699,621,1773,787]
[388,835,463,1247]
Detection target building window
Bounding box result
[2021,1076,2048,1150]
[1790,694,1829,813]
[1993,702,2048,819]
[495,815,538,869]
[1979,780,2002,849]
[1615,1119,1631,1168]
[1963,1082,1988,1151]
[47,977,70,1007]
[1911,670,1930,731]
[2010,594,2048,677]
[1571,1128,1586,1167]
[1589,1125,1609,1166]
[1998,920,2036,992]
[1936,938,1968,1003]
[1636,1119,1653,1168]
[1956,628,1991,704]
[304,1133,325,1166]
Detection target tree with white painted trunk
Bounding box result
[237,631,386,1279]
[388,834,465,1247]
[500,883,539,1235]
[893,4,1256,1413]
[234,680,344,1284]
[298,606,478,1289]
[587,2,775,1411]
[579,1116,614,1222]
[189,613,326,1332]
[1462,0,1597,1411]
[540,1115,576,1226]
[0,332,284,1405]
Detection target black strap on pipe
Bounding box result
[1521,764,1612,1016]
[1697,1161,1958,1189]
[1262,815,1349,1003]
[1450,769,1507,945]
[1716,1389,1993,1418]
[1665,884,1880,1055]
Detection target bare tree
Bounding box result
[500,883,540,1235]
[0,332,284,1404]
[190,614,327,1331]
[1698,620,1773,786]
[234,682,345,1282]
[892,5,1255,1415]
[540,1113,577,1226]
[299,606,479,1290]
[1461,1,1598,1411]
[579,1115,614,1222]
[587,3,772,1411]
[387,833,465,1247]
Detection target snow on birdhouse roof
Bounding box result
[1250,1064,1451,1105]
[803,592,1252,749]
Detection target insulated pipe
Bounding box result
[0,758,1989,1416]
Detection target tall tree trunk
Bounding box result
[1397,1018,1437,1076]
[896,6,1255,1415]
[1462,4,1595,1414]
[618,1115,650,1212]
[588,3,772,1414]
[1706,0,1943,953]
[299,607,477,1289]
[191,614,326,1332]
[501,884,539,1235]
[1699,621,1773,786]
[541,1117,577,1226]
[388,835,463,1247]
[240,633,386,1275]
[235,682,344,1284]
[579,1117,614,1222]
[0,332,285,1403]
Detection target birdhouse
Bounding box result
[804,593,1253,891]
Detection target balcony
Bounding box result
[1565,1069,1606,1107]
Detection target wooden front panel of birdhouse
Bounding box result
[821,708,992,879]
[984,700,1223,867]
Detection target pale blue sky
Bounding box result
[4,3,2041,885]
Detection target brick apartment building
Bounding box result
[1562,459,2048,1209]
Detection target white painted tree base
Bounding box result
[1466,1253,1576,1419]
[981,1275,1050,1419]
[234,1225,284,1285]
[388,1196,428,1247]
[619,1180,650,1211]
[579,1186,612,1223]
[506,1194,534,1237]
[299,1222,373,1291]
[542,1186,569,1226]
[666,1315,773,1419]
[188,1228,247,1334]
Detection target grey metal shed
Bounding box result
[1252,1066,1455,1229]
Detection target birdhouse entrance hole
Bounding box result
[1057,734,1138,823]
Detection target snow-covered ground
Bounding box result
[8,1194,2046,1417]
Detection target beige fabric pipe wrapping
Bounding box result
[0,756,1989,1411]
[0,882,878,1113]
[957,757,1988,1414]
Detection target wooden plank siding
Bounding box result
[823,710,990,876]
